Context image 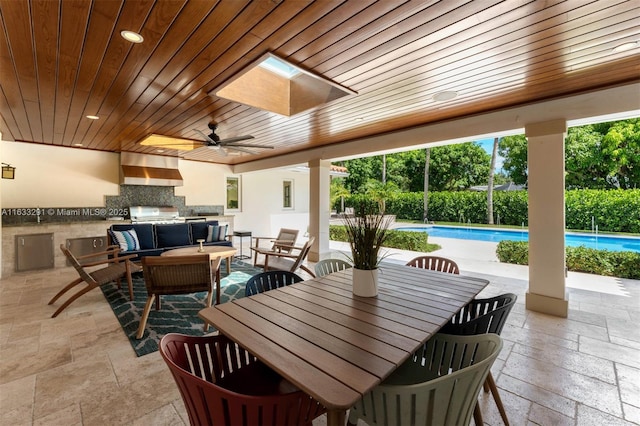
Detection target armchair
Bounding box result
[255,237,316,278]
[251,228,299,268]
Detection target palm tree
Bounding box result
[487,137,499,224]
[423,147,431,222]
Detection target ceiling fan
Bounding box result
[191,123,274,156]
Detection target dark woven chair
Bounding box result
[136,254,220,339]
[406,255,460,274]
[314,258,351,277]
[245,270,303,297]
[49,244,140,318]
[160,333,326,426]
[441,293,518,426]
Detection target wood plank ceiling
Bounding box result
[1,0,639,165]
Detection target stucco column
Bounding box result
[525,119,568,317]
[308,159,331,262]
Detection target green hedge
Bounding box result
[329,225,439,253]
[353,188,640,233]
[495,240,640,279]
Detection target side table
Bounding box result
[233,231,252,259]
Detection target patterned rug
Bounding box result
[100,259,261,357]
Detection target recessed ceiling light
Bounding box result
[613,41,638,53]
[86,115,99,120]
[74,143,83,147]
[432,91,458,102]
[121,30,144,44]
[156,149,165,153]
[355,117,364,122]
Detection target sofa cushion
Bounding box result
[207,224,228,242]
[111,229,140,251]
[190,220,219,242]
[110,224,155,249]
[156,223,191,247]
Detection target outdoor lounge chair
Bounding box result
[49,244,139,318]
[256,237,316,278]
[136,254,220,339]
[251,228,299,268]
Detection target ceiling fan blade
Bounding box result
[193,128,217,145]
[222,143,275,149]
[210,144,228,157]
[218,135,254,144]
[224,145,258,155]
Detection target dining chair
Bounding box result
[261,236,317,278]
[440,293,518,426]
[136,254,220,339]
[48,244,140,318]
[347,333,503,426]
[251,228,299,268]
[160,333,326,426]
[314,258,351,277]
[406,255,460,274]
[245,270,303,296]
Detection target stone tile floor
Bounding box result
[1,238,638,425]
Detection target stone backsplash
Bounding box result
[2,185,224,225]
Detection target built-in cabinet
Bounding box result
[15,233,55,272]
[65,236,109,265]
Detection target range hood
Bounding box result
[120,152,183,186]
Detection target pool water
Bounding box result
[397,226,640,253]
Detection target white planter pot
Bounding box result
[352,268,379,297]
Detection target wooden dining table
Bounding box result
[198,262,490,426]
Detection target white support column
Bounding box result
[525,119,568,317]
[308,159,331,262]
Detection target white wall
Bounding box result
[233,168,310,239]
[175,158,232,206]
[1,141,121,207]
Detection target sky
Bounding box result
[476,138,505,171]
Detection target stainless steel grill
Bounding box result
[129,206,185,224]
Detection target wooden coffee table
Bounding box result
[162,245,237,305]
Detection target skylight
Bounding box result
[212,52,356,117]
[258,56,300,79]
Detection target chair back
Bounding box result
[272,228,299,252]
[314,258,352,277]
[245,271,303,296]
[160,333,326,426]
[442,293,517,336]
[349,333,502,426]
[142,255,216,296]
[288,236,314,271]
[406,255,460,274]
[60,244,97,285]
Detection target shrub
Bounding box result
[496,241,640,279]
[329,224,439,253]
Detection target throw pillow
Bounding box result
[207,224,228,242]
[111,229,140,251]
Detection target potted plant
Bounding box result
[342,199,394,297]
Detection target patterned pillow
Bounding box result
[111,229,140,251]
[206,225,228,242]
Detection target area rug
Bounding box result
[100,259,261,357]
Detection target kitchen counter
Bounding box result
[1,216,235,277]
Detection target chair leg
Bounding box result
[473,402,484,425]
[300,264,316,278]
[48,277,83,305]
[136,294,156,339]
[203,290,213,332]
[486,372,509,425]
[125,262,134,300]
[49,283,97,318]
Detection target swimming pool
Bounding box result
[397,225,640,253]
